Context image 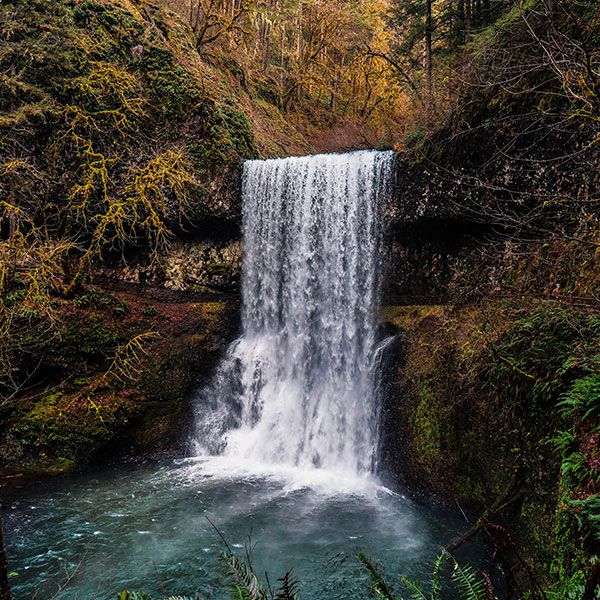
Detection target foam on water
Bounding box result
[178,455,391,499]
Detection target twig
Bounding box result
[152,559,167,600]
[447,477,524,552]
[48,548,89,600]
[205,515,233,553]
[455,498,469,522]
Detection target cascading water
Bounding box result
[193,150,395,477]
[5,150,478,600]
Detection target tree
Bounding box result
[0,1,202,402]
[189,0,256,46]
[0,517,10,600]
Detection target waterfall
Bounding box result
[193,150,395,476]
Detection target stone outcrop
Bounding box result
[99,239,242,292]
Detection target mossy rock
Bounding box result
[379,300,600,583]
[0,284,239,474]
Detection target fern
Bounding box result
[357,552,396,600]
[447,554,485,600]
[220,552,268,599]
[398,576,429,600]
[430,549,449,600]
[558,373,600,420]
[358,549,489,600]
[274,570,300,600]
[568,495,600,544]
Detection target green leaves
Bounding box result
[447,554,485,600]
[221,551,267,599]
[358,552,396,600]
[117,592,152,600]
[219,551,300,600]
[398,576,429,600]
[360,548,486,600]
[568,495,600,545]
[558,372,600,422]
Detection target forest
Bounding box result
[0,0,599,597]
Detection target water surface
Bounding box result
[4,459,471,599]
[4,152,475,598]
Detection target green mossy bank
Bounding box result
[380,300,600,592]
[0,285,238,474]
[0,0,263,224]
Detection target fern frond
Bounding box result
[274,570,300,599]
[449,557,485,600]
[430,549,451,600]
[398,576,429,600]
[357,553,396,600]
[221,552,268,599]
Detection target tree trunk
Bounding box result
[465,0,473,30]
[330,75,337,111]
[583,562,600,600]
[280,23,285,68]
[474,0,481,27]
[425,0,433,98]
[263,20,271,72]
[482,0,490,24]
[457,0,465,44]
[0,517,11,600]
[296,6,302,62]
[194,1,202,34]
[6,62,17,295]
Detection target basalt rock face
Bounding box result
[99,239,242,292]
[388,125,595,225]
[384,126,598,304]
[382,222,497,305]
[377,127,599,585]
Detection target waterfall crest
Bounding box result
[193,150,395,476]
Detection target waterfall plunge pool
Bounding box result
[5,151,481,598]
[4,459,476,599]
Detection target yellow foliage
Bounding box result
[0,161,74,402]
[65,149,197,292]
[106,331,161,384]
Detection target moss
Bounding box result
[0,0,264,245]
[196,100,259,169]
[205,262,233,277]
[380,300,598,583]
[411,380,442,470]
[197,301,227,324]
[12,457,76,476]
[379,305,445,330]
[7,383,138,471]
[0,285,238,474]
